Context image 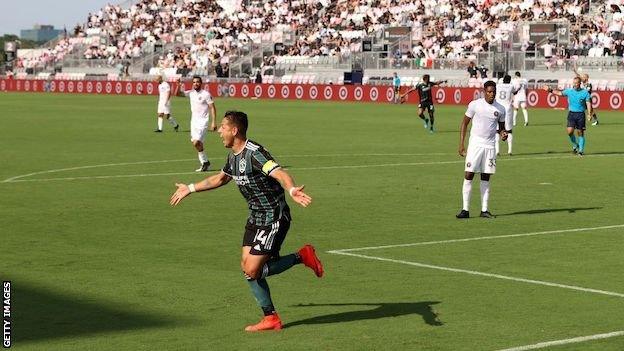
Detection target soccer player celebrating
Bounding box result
[176,76,217,172]
[495,75,519,156]
[456,81,507,219]
[170,111,324,332]
[154,76,179,132]
[544,77,592,156]
[400,74,447,133]
[512,71,529,126]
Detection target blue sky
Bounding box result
[0,0,110,36]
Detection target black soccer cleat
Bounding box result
[578,152,584,157]
[195,161,211,172]
[154,129,162,133]
[572,147,578,154]
[174,124,179,132]
[480,211,496,218]
[456,210,469,219]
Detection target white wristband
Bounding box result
[289,187,296,196]
[188,183,196,193]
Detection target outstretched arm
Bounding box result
[543,85,563,96]
[433,80,448,86]
[269,168,312,207]
[170,171,232,206]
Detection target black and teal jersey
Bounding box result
[222,140,290,226]
[415,82,435,103]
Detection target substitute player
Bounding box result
[512,71,529,126]
[495,75,518,156]
[544,77,592,156]
[170,110,324,332]
[176,76,217,172]
[400,74,447,133]
[154,76,179,132]
[573,68,599,126]
[456,81,507,219]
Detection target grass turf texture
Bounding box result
[1,92,624,351]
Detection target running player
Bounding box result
[573,68,599,125]
[495,75,518,156]
[154,76,179,132]
[169,110,323,332]
[512,71,529,126]
[400,74,447,133]
[456,81,507,219]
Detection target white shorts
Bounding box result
[465,144,497,174]
[158,102,171,115]
[190,125,207,142]
[513,98,527,109]
[504,105,513,130]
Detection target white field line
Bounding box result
[327,224,624,253]
[3,153,622,183]
[495,330,624,351]
[330,251,624,298]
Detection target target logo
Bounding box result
[77,81,84,93]
[268,85,276,98]
[24,80,30,91]
[68,81,75,93]
[59,81,65,92]
[591,92,600,108]
[146,82,154,95]
[385,87,394,102]
[216,84,223,97]
[323,86,333,100]
[281,85,290,98]
[527,91,539,106]
[87,82,93,93]
[354,87,363,100]
[50,81,56,92]
[115,82,122,94]
[309,86,318,99]
[369,87,379,101]
[96,82,103,93]
[609,92,622,109]
[295,86,304,99]
[105,82,112,94]
[136,82,143,95]
[229,85,236,96]
[339,87,348,100]
[454,89,462,104]
[254,85,262,97]
[125,82,133,94]
[473,90,482,100]
[241,85,249,97]
[547,94,559,107]
[0,80,5,91]
[435,89,445,103]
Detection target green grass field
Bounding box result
[2,92,624,350]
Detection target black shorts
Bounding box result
[243,216,291,256]
[394,86,400,94]
[419,101,434,112]
[567,111,586,130]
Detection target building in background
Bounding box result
[20,25,62,43]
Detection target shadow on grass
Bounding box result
[502,151,624,157]
[283,302,443,329]
[497,207,602,217]
[13,281,187,343]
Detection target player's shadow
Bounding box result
[282,302,443,329]
[511,151,624,156]
[13,281,188,343]
[497,207,602,217]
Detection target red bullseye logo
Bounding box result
[454,89,461,103]
[339,87,348,100]
[295,86,304,99]
[268,85,276,98]
[324,86,333,100]
[547,94,559,107]
[241,85,249,97]
[527,91,538,106]
[68,81,74,92]
[385,87,394,102]
[146,82,154,95]
[136,82,143,95]
[125,82,133,94]
[105,82,112,93]
[50,81,56,92]
[0,80,5,91]
[254,85,262,97]
[473,90,482,100]
[591,92,600,108]
[369,87,378,101]
[59,81,65,92]
[96,82,103,93]
[87,82,93,93]
[24,80,30,91]
[229,85,236,96]
[435,89,445,103]
[309,86,318,99]
[609,93,622,109]
[77,81,84,93]
[281,85,290,98]
[115,82,122,94]
[354,87,363,100]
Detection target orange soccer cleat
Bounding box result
[244,314,282,332]
[298,244,324,278]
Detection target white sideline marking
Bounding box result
[330,251,624,298]
[495,330,624,351]
[3,153,622,183]
[328,224,624,253]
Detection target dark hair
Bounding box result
[483,80,497,89]
[224,110,248,135]
[422,74,430,81]
[503,75,511,83]
[192,75,203,83]
[514,71,521,77]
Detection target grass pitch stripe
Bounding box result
[495,330,624,351]
[328,224,624,253]
[330,251,624,298]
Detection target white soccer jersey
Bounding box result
[465,98,506,148]
[158,82,171,105]
[184,89,214,125]
[496,83,515,108]
[512,78,528,101]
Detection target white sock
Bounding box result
[157,117,163,130]
[507,133,513,154]
[462,179,472,211]
[513,110,517,126]
[198,151,208,164]
[522,108,528,124]
[495,133,500,154]
[480,180,490,212]
[167,116,178,127]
